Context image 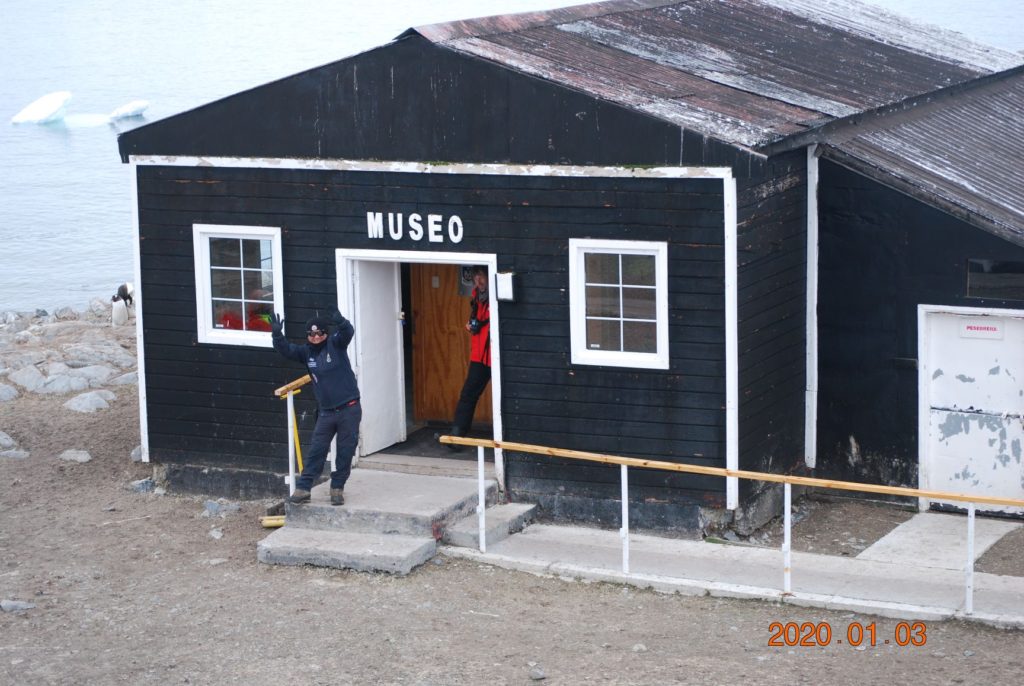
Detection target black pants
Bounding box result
[297,401,362,492]
[452,361,491,436]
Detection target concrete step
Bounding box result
[443,502,537,549]
[284,468,498,537]
[358,452,497,480]
[257,526,436,575]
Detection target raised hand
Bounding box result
[270,313,284,336]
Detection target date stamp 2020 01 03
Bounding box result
[768,621,927,648]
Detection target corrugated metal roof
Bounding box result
[412,0,1021,151]
[824,69,1024,243]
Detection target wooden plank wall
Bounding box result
[735,149,808,495]
[817,160,1024,487]
[136,167,725,511]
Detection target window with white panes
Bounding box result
[192,224,283,347]
[569,239,669,369]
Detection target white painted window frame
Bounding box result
[192,223,284,348]
[569,238,670,370]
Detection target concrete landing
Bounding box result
[284,469,498,537]
[442,523,1024,628]
[260,467,499,575]
[258,527,435,575]
[857,511,1022,569]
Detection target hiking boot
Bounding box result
[330,489,345,506]
[287,488,311,504]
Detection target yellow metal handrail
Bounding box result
[275,374,311,397]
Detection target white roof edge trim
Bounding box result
[128,155,733,179]
[127,155,733,179]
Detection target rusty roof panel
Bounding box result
[828,73,1024,240]
[575,1,983,109]
[413,0,1022,150]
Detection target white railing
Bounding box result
[275,375,311,495]
[441,435,1024,615]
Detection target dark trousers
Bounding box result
[452,362,491,436]
[297,401,362,492]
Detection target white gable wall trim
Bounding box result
[129,156,740,507]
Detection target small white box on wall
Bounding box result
[496,271,515,301]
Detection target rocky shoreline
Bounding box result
[0,298,140,463]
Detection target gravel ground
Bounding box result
[2,312,1023,684]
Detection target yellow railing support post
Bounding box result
[291,395,303,473]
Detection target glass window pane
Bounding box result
[622,254,655,286]
[585,253,619,284]
[586,318,621,352]
[242,239,273,270]
[586,285,620,317]
[622,287,656,320]
[211,268,242,299]
[243,270,274,301]
[623,321,657,353]
[210,238,240,268]
[967,259,1024,300]
[246,302,273,331]
[212,300,244,330]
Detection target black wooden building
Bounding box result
[117,0,1024,532]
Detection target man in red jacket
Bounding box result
[449,266,490,451]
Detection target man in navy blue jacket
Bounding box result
[271,309,361,506]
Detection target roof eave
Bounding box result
[821,145,1024,248]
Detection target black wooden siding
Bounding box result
[119,35,767,178]
[736,150,808,497]
[137,166,725,504]
[817,160,1024,487]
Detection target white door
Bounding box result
[352,260,406,456]
[922,310,1024,514]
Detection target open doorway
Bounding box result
[380,263,494,459]
[336,250,503,480]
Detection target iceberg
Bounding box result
[10,91,72,124]
[109,100,149,120]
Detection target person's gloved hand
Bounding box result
[331,308,346,326]
[270,313,283,336]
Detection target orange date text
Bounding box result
[767,621,927,647]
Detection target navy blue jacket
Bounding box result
[273,316,359,410]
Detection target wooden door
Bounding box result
[410,263,492,425]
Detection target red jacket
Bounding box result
[469,289,491,366]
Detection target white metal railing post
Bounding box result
[286,390,296,495]
[477,445,487,553]
[965,502,975,614]
[621,464,630,574]
[783,482,792,594]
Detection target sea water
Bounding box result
[1,0,1021,313]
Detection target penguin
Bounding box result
[111,295,128,326]
[116,282,134,308]
[111,282,134,326]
